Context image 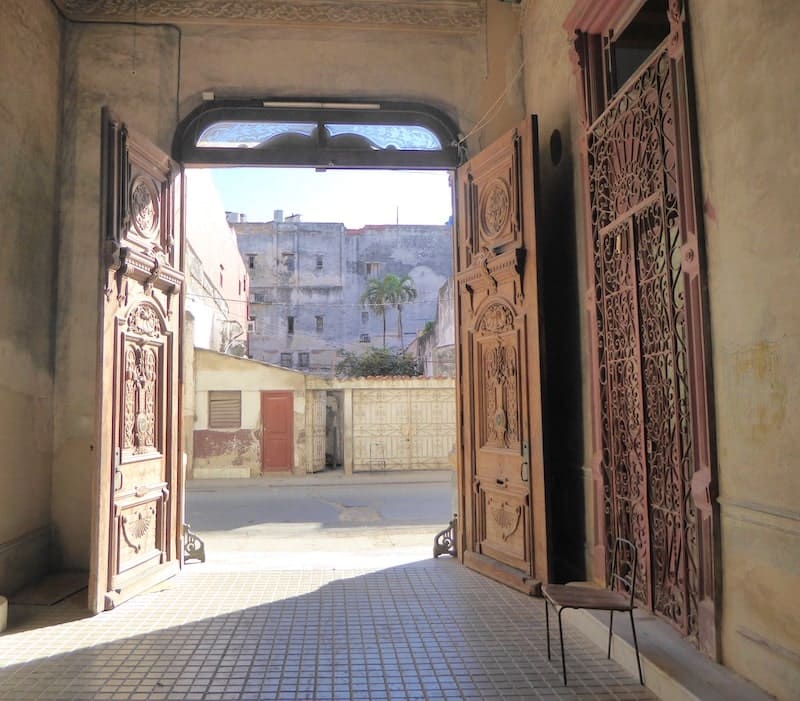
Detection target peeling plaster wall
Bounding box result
[193,350,307,477]
[0,0,62,591]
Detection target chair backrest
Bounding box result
[609,537,638,607]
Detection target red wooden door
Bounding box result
[91,109,184,613]
[261,391,294,472]
[454,116,549,594]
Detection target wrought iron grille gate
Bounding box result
[587,43,705,642]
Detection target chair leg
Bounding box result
[607,610,614,658]
[629,610,644,685]
[544,599,551,660]
[557,608,567,686]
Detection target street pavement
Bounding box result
[184,469,456,572]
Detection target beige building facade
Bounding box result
[1,1,798,698]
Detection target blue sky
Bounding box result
[211,168,452,228]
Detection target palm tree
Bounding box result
[361,276,391,347]
[360,273,418,349]
[386,274,417,350]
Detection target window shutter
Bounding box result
[209,391,241,428]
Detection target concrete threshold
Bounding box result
[564,604,774,701]
[187,468,455,490]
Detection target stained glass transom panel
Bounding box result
[197,122,316,148]
[326,124,442,150]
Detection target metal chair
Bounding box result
[541,537,644,686]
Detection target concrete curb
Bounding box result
[188,469,455,490]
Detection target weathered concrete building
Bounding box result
[407,277,456,378]
[185,171,249,355]
[2,0,799,698]
[234,217,453,373]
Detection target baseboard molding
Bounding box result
[0,525,51,596]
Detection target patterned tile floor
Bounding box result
[0,559,657,701]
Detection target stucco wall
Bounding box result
[688,2,800,697]
[0,0,62,591]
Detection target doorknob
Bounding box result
[496,477,507,487]
[114,448,124,491]
[521,440,530,482]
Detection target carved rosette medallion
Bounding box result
[130,176,159,239]
[479,179,511,239]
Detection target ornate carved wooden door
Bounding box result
[455,117,549,593]
[90,110,184,612]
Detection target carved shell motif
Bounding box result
[121,506,155,553]
[477,303,514,335]
[489,498,522,541]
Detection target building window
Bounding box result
[315,315,324,332]
[247,315,256,332]
[287,316,295,334]
[238,280,242,295]
[283,252,295,272]
[365,262,380,277]
[208,391,241,429]
[360,333,370,343]
[280,352,293,368]
[219,264,224,287]
[316,255,323,270]
[361,311,369,324]
[247,254,256,269]
[253,292,266,303]
[298,352,309,368]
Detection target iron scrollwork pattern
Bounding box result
[588,47,699,641]
[433,515,457,558]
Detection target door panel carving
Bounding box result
[455,117,548,591]
[92,110,184,612]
